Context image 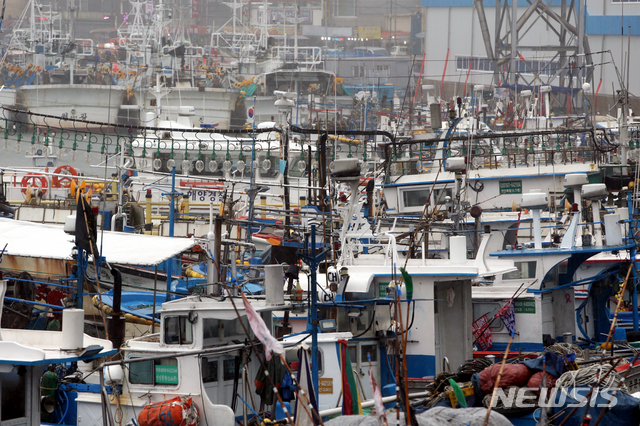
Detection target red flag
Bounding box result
[496,300,516,335]
[472,314,493,350]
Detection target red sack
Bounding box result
[138,396,199,426]
[480,363,531,394]
[527,371,557,392]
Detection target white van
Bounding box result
[390,45,409,56]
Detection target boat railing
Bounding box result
[387,131,612,175]
[271,46,323,68]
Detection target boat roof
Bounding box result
[0,329,116,365]
[490,243,634,258]
[0,218,197,266]
[160,294,289,320]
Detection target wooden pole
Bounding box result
[483,333,515,426]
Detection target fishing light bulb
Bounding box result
[3,140,8,151]
[139,158,149,169]
[261,159,271,171]
[167,158,176,169]
[85,152,92,164]
[72,150,78,161]
[153,158,162,170]
[56,147,66,158]
[329,161,336,173]
[195,159,205,172]
[208,159,218,172]
[15,141,22,153]
[554,152,563,165]
[181,159,191,174]
[252,160,259,172]
[297,160,306,172]
[222,160,232,172]
[236,160,246,173]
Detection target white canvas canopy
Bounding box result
[0,218,197,266]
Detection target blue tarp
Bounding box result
[551,387,640,426]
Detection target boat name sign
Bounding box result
[499,180,522,195]
[319,378,333,394]
[155,365,180,384]
[514,299,535,314]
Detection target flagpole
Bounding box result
[225,288,295,425]
[395,289,411,425]
[227,285,326,426]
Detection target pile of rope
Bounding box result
[546,342,586,360]
[555,363,628,393]
[457,358,494,382]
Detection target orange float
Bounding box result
[21,173,48,195]
[51,165,78,188]
[138,397,199,426]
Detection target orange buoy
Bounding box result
[138,396,199,426]
[21,173,48,196]
[52,165,78,188]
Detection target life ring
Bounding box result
[21,173,48,195]
[51,165,78,188]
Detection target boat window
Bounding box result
[473,303,504,332]
[402,188,430,208]
[203,318,221,346]
[224,317,250,338]
[348,346,357,365]
[164,316,194,345]
[285,348,324,376]
[201,357,218,383]
[360,344,377,363]
[223,358,239,381]
[433,188,452,205]
[33,156,57,168]
[129,357,179,385]
[503,261,537,280]
[259,154,280,179]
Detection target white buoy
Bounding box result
[103,365,124,385]
[604,214,623,246]
[61,309,85,350]
[265,264,285,306]
[449,236,467,264]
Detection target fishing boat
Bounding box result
[0,278,116,426]
[472,187,636,353]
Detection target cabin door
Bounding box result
[434,281,473,375]
[357,342,380,401]
[434,309,442,374]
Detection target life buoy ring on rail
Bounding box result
[21,173,48,195]
[51,165,78,188]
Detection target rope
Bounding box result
[546,343,586,361]
[555,363,628,393]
